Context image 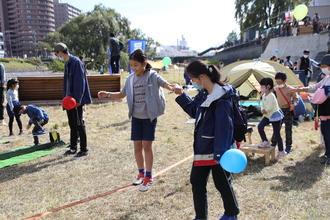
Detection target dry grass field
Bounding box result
[0,70,329,220]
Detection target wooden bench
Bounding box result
[240,145,275,165]
[17,74,121,101]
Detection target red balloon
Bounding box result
[62,96,76,109]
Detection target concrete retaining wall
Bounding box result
[212,44,263,65]
[260,31,330,62]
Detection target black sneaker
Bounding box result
[60,149,77,157]
[72,151,88,159]
[318,155,328,159]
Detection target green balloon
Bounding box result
[294,4,308,21]
[162,57,171,66]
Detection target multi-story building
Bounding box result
[0,0,56,58]
[0,0,81,58]
[54,0,81,30]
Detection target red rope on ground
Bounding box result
[22,154,194,220]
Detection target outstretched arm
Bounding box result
[290,87,308,93]
[98,91,126,99]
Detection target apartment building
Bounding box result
[0,0,81,58]
[54,0,81,30]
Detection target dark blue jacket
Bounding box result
[176,84,236,164]
[63,55,92,106]
[24,105,49,126]
[109,38,124,56]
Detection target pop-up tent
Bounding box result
[220,60,313,115]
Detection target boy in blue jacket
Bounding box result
[13,104,49,145]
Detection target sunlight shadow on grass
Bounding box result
[117,182,190,220]
[98,120,131,130]
[0,150,72,183]
[236,155,275,177]
[265,149,325,192]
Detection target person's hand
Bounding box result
[39,121,44,125]
[98,91,108,99]
[76,102,81,107]
[261,109,267,114]
[172,83,184,95]
[26,125,31,130]
[290,88,302,92]
[290,105,295,111]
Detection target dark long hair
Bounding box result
[6,78,18,91]
[186,60,227,86]
[129,49,152,70]
[259,77,274,89]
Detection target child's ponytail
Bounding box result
[129,49,152,71]
[207,64,227,86]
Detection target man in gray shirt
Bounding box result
[109,33,124,74]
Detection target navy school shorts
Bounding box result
[131,117,157,141]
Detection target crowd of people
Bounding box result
[269,49,330,87]
[270,13,326,37]
[1,40,330,219]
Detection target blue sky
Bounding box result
[61,0,239,52]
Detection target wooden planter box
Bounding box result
[17,74,121,102]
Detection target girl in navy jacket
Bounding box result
[174,60,240,220]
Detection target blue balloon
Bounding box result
[275,49,279,53]
[220,149,247,173]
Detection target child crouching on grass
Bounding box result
[257,78,286,160]
[13,104,49,146]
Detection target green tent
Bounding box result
[220,60,313,114]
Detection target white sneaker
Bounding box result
[132,173,144,185]
[276,151,287,160]
[258,141,271,148]
[139,177,153,192]
[0,120,7,126]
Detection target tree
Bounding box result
[36,41,52,57]
[225,30,239,48]
[235,0,313,32]
[44,4,158,70]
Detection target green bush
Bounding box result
[47,59,65,72]
[24,58,42,64]
[205,60,221,67]
[0,58,10,63]
[120,52,129,72]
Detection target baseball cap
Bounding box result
[52,43,68,52]
[318,54,330,66]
